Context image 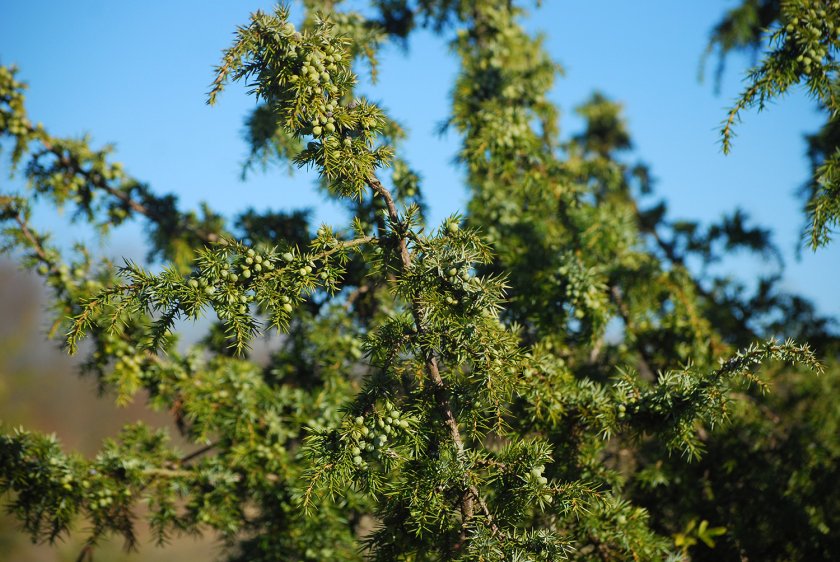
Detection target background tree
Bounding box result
[1,1,838,561]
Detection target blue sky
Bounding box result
[1,0,837,319]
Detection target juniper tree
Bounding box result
[1,2,838,561]
[708,0,840,247]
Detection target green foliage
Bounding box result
[1,2,839,561]
[710,0,840,247]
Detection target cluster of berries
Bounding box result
[785,3,840,75]
[348,403,411,469]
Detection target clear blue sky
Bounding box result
[1,1,837,319]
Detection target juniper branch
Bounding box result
[366,174,476,537]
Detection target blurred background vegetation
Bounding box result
[0,262,217,560]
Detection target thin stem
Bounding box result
[473,489,503,539]
[75,543,95,562]
[367,177,411,269]
[142,467,194,479]
[321,235,376,258]
[13,211,51,265]
[179,441,219,465]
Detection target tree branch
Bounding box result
[32,128,220,244]
[366,174,475,539]
[178,441,219,465]
[12,208,52,266]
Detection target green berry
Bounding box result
[312,126,322,136]
[283,302,293,313]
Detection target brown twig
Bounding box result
[75,543,95,562]
[178,441,219,465]
[12,211,51,264]
[473,488,503,539]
